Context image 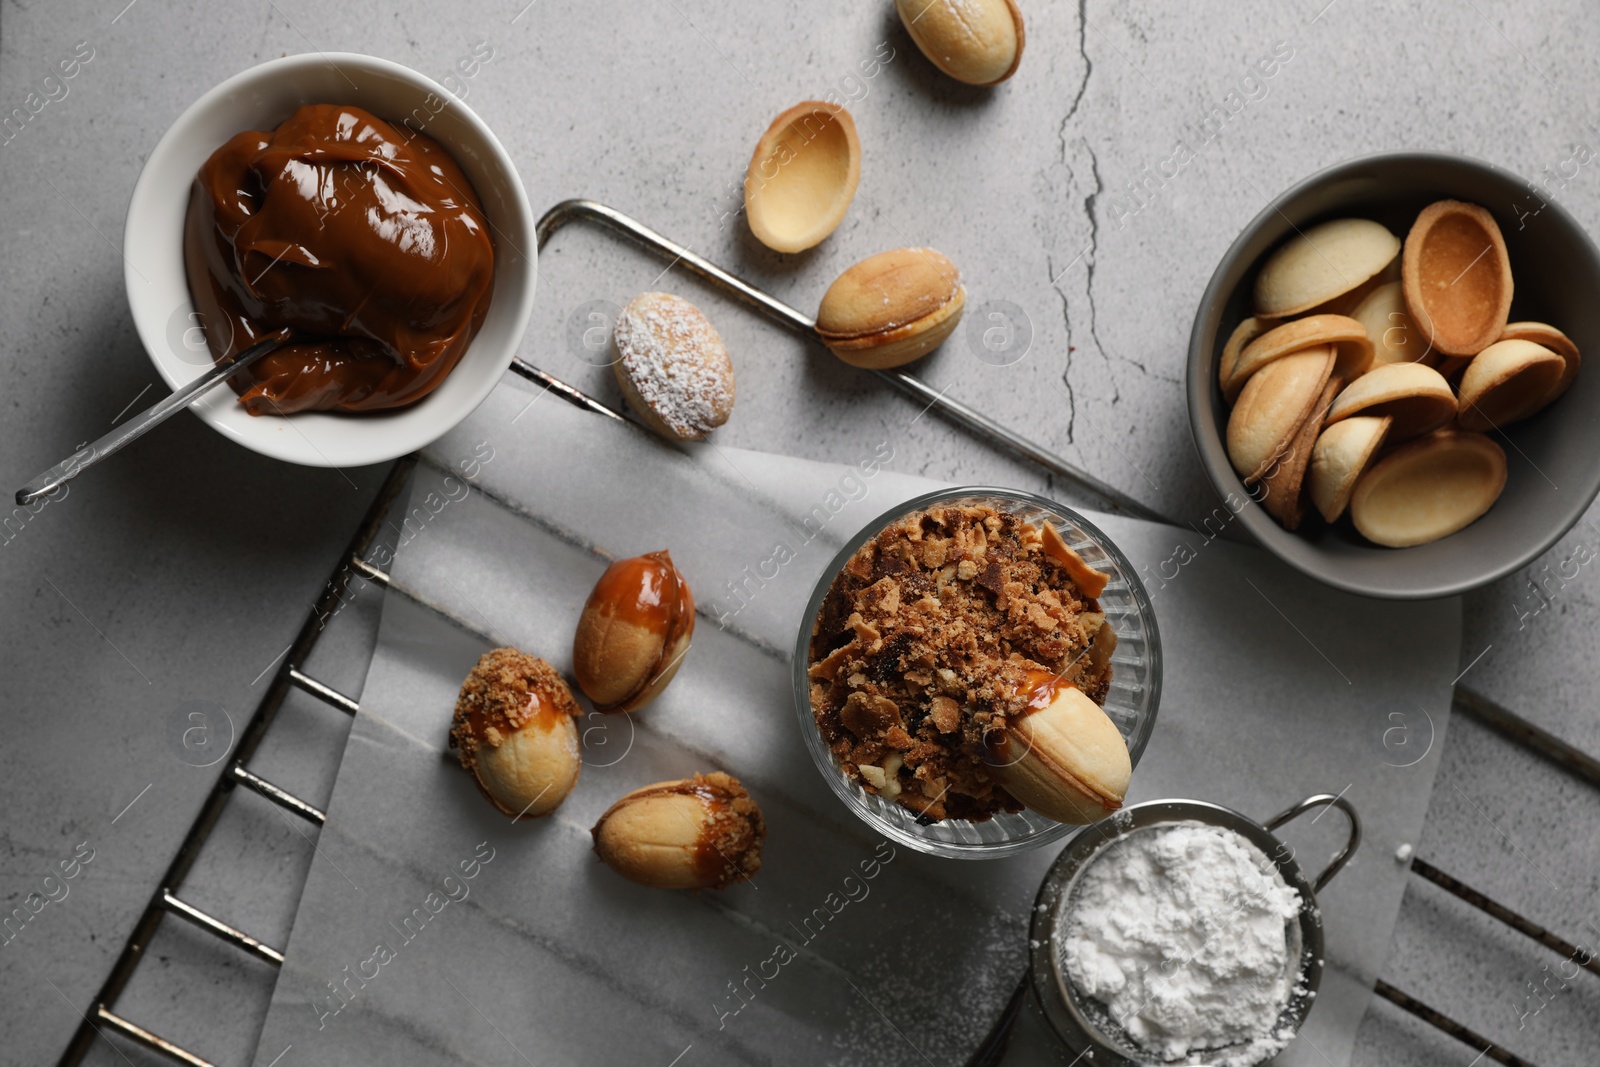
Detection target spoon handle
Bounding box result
[15,339,282,505]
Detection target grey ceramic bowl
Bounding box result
[1187,152,1600,599]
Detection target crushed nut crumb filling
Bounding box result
[808,504,1114,823]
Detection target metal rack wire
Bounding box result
[58,202,1595,1067]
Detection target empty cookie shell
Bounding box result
[1309,415,1391,523]
[1254,218,1401,319]
[1224,313,1373,401]
[1260,377,1341,531]
[1435,355,1471,384]
[1401,199,1513,357]
[895,0,1025,86]
[744,102,861,254]
[1325,362,1456,441]
[1352,281,1434,366]
[1500,321,1580,404]
[1350,431,1507,547]
[1300,257,1400,317]
[1218,316,1271,393]
[1456,339,1565,432]
[1226,345,1335,485]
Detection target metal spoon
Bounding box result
[15,338,283,505]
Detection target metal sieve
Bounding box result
[1027,794,1361,1067]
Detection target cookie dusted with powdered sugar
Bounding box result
[612,292,736,441]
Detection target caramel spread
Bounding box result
[686,773,765,888]
[808,504,1115,823]
[183,104,495,414]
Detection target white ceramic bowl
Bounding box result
[123,52,536,468]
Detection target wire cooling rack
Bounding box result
[58,201,1599,1067]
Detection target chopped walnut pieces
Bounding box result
[807,503,1115,823]
[812,641,855,682]
[860,576,901,615]
[841,692,901,736]
[899,790,946,821]
[976,560,1005,596]
[848,613,882,650]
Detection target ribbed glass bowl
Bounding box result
[791,487,1162,859]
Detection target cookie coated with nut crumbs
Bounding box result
[450,647,581,773]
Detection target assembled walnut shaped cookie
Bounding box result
[612,293,736,441]
[573,550,695,714]
[591,772,765,890]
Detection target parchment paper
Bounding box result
[253,385,1460,1066]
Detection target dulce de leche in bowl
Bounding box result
[183,103,495,415]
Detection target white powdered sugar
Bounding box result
[1060,824,1303,1064]
[613,292,735,439]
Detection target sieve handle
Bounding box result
[1264,793,1362,893]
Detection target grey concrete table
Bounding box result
[2,1,1597,1065]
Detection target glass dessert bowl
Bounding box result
[792,487,1162,859]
